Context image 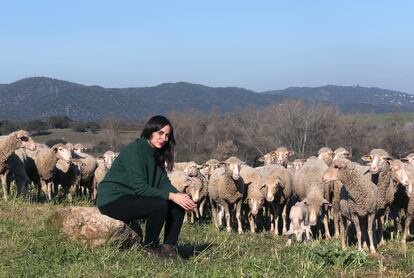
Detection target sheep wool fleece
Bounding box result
[96,138,178,207]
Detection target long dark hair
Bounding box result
[140,115,175,171]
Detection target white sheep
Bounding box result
[208,156,245,234]
[285,201,312,246]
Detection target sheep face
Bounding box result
[318,147,334,165]
[292,159,306,170]
[259,152,275,165]
[73,144,87,156]
[274,147,294,166]
[200,160,219,177]
[361,149,390,174]
[245,194,265,216]
[183,161,201,176]
[102,151,117,170]
[388,159,411,196]
[264,175,283,202]
[303,195,330,226]
[184,178,203,203]
[52,144,72,163]
[333,147,351,160]
[223,157,243,180]
[13,130,36,151]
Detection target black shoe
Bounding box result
[160,244,187,262]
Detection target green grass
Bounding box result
[1,197,414,277]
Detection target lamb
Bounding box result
[0,130,36,200]
[285,201,312,246]
[323,158,379,253]
[73,143,98,198]
[293,158,331,239]
[241,165,266,233]
[183,161,209,222]
[92,151,118,201]
[168,170,207,222]
[208,156,246,234]
[26,143,72,201]
[256,164,293,234]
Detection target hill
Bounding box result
[1,77,414,120]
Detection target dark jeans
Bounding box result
[98,195,185,246]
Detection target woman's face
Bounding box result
[149,125,171,149]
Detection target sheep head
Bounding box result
[334,147,351,160]
[12,130,36,151]
[52,143,72,163]
[322,158,351,183]
[221,156,244,180]
[264,175,284,202]
[318,147,334,166]
[361,149,390,174]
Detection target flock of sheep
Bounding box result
[169,147,414,253]
[0,130,118,203]
[1,130,414,253]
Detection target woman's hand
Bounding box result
[168,192,196,211]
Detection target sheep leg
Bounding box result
[191,210,195,223]
[282,203,287,235]
[333,210,340,238]
[352,214,362,251]
[236,200,243,234]
[1,173,9,201]
[377,216,385,246]
[340,216,348,250]
[210,198,219,228]
[367,214,376,253]
[271,203,278,235]
[199,198,206,218]
[248,213,256,233]
[323,213,332,240]
[223,203,231,233]
[401,213,412,245]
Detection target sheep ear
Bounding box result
[401,158,409,163]
[257,156,264,162]
[260,184,266,189]
[243,197,250,204]
[288,150,295,157]
[277,181,285,188]
[361,154,372,162]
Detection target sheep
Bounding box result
[334,147,351,160]
[92,151,118,201]
[293,158,332,239]
[53,158,81,202]
[183,161,209,222]
[287,159,307,170]
[402,153,414,166]
[72,143,98,198]
[173,161,193,172]
[318,147,334,166]
[25,143,72,201]
[361,149,393,245]
[258,147,294,167]
[285,201,312,246]
[256,164,293,235]
[0,130,36,200]
[208,156,246,234]
[199,159,220,180]
[387,159,414,245]
[322,158,379,253]
[240,165,266,233]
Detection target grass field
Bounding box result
[1,195,414,277]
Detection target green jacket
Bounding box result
[96,138,178,207]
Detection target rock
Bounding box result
[47,206,141,247]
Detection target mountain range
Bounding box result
[1,77,413,121]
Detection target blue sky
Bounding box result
[0,1,413,93]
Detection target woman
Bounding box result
[97,115,195,259]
